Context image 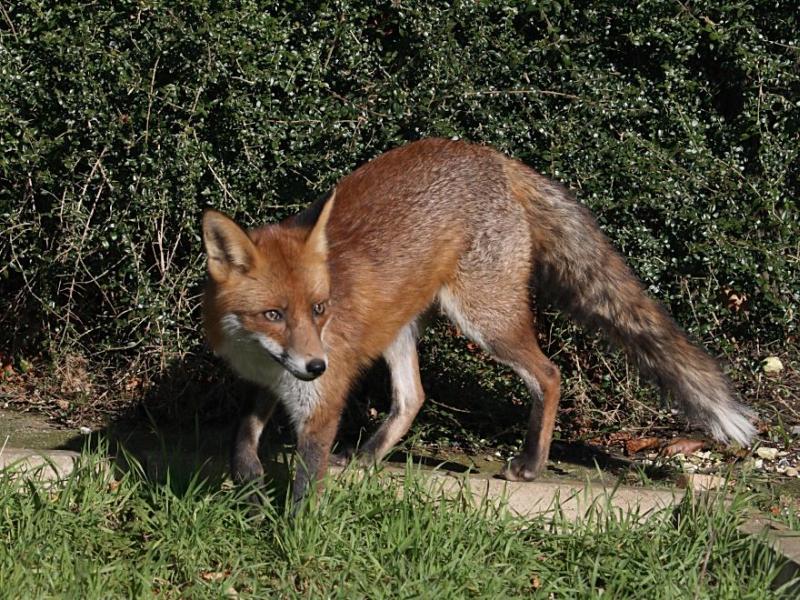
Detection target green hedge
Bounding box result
[1,1,797,428]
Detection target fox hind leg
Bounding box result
[493,332,561,481]
[438,282,561,481]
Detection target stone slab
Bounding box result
[331,464,684,522]
[0,448,81,480]
[739,514,800,594]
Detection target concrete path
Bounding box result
[0,442,680,522]
[331,463,683,522]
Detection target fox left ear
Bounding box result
[305,189,335,259]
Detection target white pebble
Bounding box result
[756,447,779,461]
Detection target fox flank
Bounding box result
[201,138,756,502]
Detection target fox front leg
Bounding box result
[231,391,277,481]
[290,360,357,504]
[231,390,278,504]
[292,412,341,504]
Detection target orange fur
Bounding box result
[202,138,754,502]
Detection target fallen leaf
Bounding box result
[1,363,14,378]
[55,399,70,411]
[625,437,661,455]
[531,575,541,590]
[661,438,705,457]
[200,570,231,582]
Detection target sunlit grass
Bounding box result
[0,446,795,598]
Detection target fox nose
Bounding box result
[306,358,326,377]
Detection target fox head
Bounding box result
[201,194,335,383]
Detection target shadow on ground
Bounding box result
[0,349,673,490]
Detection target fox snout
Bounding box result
[283,352,328,381]
[305,358,326,377]
[254,331,328,381]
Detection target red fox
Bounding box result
[202,138,755,502]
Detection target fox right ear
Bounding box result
[202,210,257,281]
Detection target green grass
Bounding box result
[0,448,795,599]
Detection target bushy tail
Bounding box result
[516,166,756,446]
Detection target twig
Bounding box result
[60,149,108,348]
[428,398,472,414]
[775,396,800,421]
[144,55,160,147]
[77,149,107,209]
[0,2,17,41]
[60,185,103,348]
[200,151,236,203]
[765,39,799,51]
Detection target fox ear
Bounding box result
[202,209,257,281]
[305,189,335,259]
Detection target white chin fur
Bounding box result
[216,313,322,427]
[216,314,284,387]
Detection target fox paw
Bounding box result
[230,454,268,512]
[231,452,264,484]
[498,455,543,482]
[330,446,355,468]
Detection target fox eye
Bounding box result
[312,302,326,316]
[263,309,283,322]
